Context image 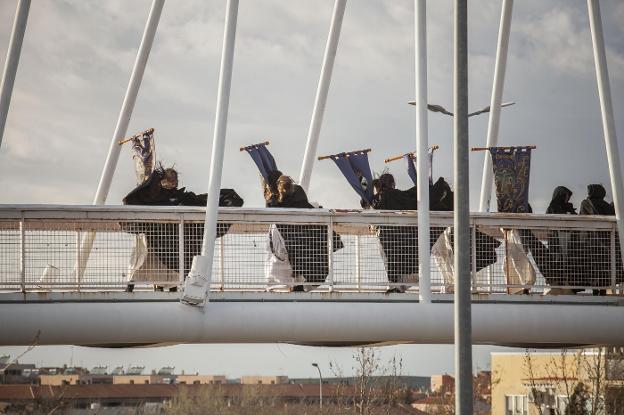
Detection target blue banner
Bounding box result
[244,144,278,182]
[403,150,434,186]
[331,152,374,204]
[489,147,532,213]
[131,130,156,184]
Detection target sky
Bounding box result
[0,0,623,378]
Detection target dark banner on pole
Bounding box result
[404,150,434,186]
[131,130,156,184]
[331,151,374,205]
[489,147,532,213]
[244,143,278,182]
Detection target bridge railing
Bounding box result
[0,205,621,295]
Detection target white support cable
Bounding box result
[478,0,513,212]
[182,0,239,306]
[299,0,347,192]
[415,0,431,303]
[76,0,164,279]
[0,0,30,149]
[93,0,165,205]
[587,0,624,269]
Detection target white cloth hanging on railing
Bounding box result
[127,234,178,287]
[432,228,455,293]
[503,229,536,293]
[264,224,303,291]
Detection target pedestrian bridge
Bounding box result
[0,205,622,348]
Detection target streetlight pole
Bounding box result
[312,363,323,411]
[453,0,473,414]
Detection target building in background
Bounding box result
[240,375,289,385]
[492,349,624,415]
[430,374,454,395]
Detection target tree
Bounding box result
[523,347,624,415]
[566,382,591,415]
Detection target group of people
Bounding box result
[528,183,621,295]
[121,163,621,295]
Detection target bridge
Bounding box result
[0,205,622,348]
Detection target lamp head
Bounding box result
[311,363,318,368]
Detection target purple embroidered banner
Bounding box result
[489,147,532,213]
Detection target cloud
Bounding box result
[514,6,624,81]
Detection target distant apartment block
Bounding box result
[240,376,289,385]
[175,375,227,385]
[430,374,454,394]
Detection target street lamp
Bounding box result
[311,363,323,411]
[408,100,515,117]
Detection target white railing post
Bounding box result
[327,218,334,292]
[415,0,431,304]
[355,235,361,292]
[587,0,624,270]
[611,226,616,292]
[19,216,25,292]
[479,0,513,212]
[182,0,239,306]
[0,0,30,148]
[219,238,225,290]
[178,219,184,285]
[299,0,347,192]
[76,0,165,279]
[471,223,477,291]
[75,230,81,291]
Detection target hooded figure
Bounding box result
[579,184,622,291]
[547,186,577,215]
[265,175,342,290]
[535,186,585,291]
[123,167,244,291]
[580,184,615,216]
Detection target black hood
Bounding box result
[551,186,572,205]
[587,184,606,200]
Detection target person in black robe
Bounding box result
[580,184,615,215]
[579,184,621,294]
[547,186,576,215]
[123,166,244,291]
[265,174,342,291]
[370,174,418,292]
[536,186,584,291]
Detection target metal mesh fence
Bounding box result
[0,208,621,295]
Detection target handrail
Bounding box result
[0,205,616,229]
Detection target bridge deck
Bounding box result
[1,290,623,347]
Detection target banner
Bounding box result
[244,143,278,182]
[130,130,156,184]
[489,147,532,213]
[330,151,374,205]
[404,149,434,186]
